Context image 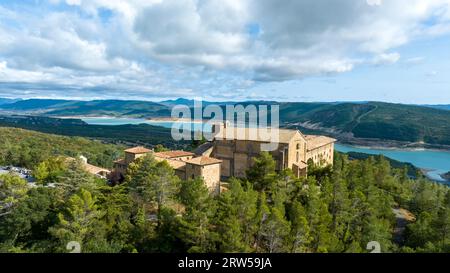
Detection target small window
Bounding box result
[296,143,300,150]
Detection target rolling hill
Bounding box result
[0,126,125,169]
[425,105,450,111]
[1,98,450,147]
[0,99,170,117]
[0,98,21,105]
[0,115,189,149]
[279,102,450,145]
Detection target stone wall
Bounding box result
[185,163,221,194]
[306,143,334,166]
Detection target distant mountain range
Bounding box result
[0,98,21,105]
[1,98,450,147]
[424,104,450,111]
[0,99,170,117]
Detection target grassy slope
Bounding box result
[0,127,125,169]
[0,115,189,149]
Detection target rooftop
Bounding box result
[154,156,187,170]
[154,150,195,159]
[305,135,337,150]
[185,156,222,166]
[214,126,302,143]
[124,146,152,154]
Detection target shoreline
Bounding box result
[56,116,206,124]
[56,115,450,153]
[440,172,450,182]
[335,141,450,153]
[146,117,205,124]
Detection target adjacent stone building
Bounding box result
[113,146,153,176]
[184,156,222,195]
[196,123,336,179]
[113,147,222,193]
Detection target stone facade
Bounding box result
[195,123,336,179]
[184,156,222,195]
[113,147,222,193]
[112,125,336,194]
[305,135,335,166]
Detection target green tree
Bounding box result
[0,187,57,252]
[34,157,67,185]
[0,174,28,218]
[260,205,290,253]
[49,189,105,252]
[289,201,311,252]
[246,152,277,192]
[126,155,180,228]
[178,178,216,253]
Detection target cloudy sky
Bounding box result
[0,0,450,103]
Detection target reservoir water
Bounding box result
[80,116,209,131]
[81,117,450,184]
[334,144,450,183]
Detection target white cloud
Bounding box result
[372,52,401,65]
[426,70,439,77]
[0,0,450,99]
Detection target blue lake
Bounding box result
[80,117,211,131]
[81,117,450,184]
[335,144,450,183]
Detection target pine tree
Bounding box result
[178,178,216,253]
[260,206,290,253]
[254,192,270,251]
[126,155,180,228]
[289,201,311,252]
[305,182,335,252]
[431,191,450,251]
[246,152,277,192]
[49,189,105,252]
[0,174,28,217]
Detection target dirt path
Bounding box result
[392,208,415,246]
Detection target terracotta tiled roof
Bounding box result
[214,126,303,143]
[154,150,195,159]
[185,156,222,166]
[154,157,187,170]
[305,135,337,150]
[166,159,187,170]
[124,146,152,154]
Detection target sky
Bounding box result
[0,0,450,104]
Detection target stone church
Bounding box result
[113,123,336,194]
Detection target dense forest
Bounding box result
[0,127,124,169]
[0,132,448,252]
